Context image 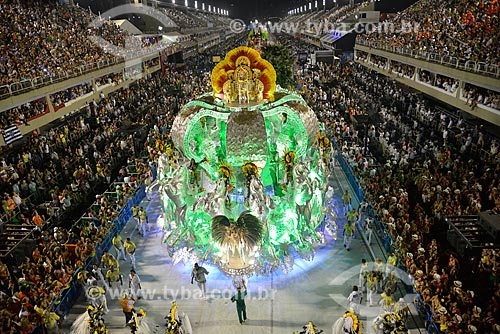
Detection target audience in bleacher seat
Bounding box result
[0,30,244,331]
[0,100,48,129]
[50,83,94,109]
[298,53,499,333]
[463,83,500,110]
[357,0,500,66]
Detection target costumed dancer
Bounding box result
[296,321,323,334]
[86,281,109,314]
[165,300,192,334]
[128,308,153,334]
[332,310,362,334]
[165,300,180,334]
[71,303,108,334]
[347,285,363,315]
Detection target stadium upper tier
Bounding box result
[356,0,500,70]
[0,1,135,86]
[0,1,230,98]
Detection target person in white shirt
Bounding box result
[129,269,142,300]
[347,285,363,315]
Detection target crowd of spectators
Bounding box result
[356,47,499,111]
[0,0,133,86]
[463,84,500,110]
[0,100,48,129]
[357,0,500,66]
[389,61,416,79]
[434,74,459,94]
[161,7,201,29]
[298,54,500,332]
[50,83,94,108]
[94,72,123,87]
[0,30,246,332]
[325,1,370,24]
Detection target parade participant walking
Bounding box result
[385,252,397,278]
[367,271,378,307]
[120,292,135,326]
[359,259,369,292]
[132,204,140,231]
[343,222,354,251]
[112,232,126,261]
[129,269,142,300]
[365,215,374,245]
[138,207,149,237]
[42,309,61,334]
[106,265,122,290]
[347,285,363,315]
[86,281,109,314]
[373,257,385,292]
[124,237,137,269]
[231,286,248,324]
[101,250,119,271]
[341,190,352,214]
[191,263,209,299]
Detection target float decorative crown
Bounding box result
[211,46,276,104]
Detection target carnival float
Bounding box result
[158,45,336,276]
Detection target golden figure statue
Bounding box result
[211,46,276,104]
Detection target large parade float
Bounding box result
[158,46,337,276]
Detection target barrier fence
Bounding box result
[329,134,440,333]
[356,38,500,79]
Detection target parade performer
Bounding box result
[295,321,323,334]
[332,310,362,334]
[70,303,108,334]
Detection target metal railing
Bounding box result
[355,38,500,79]
[0,57,121,100]
[0,44,182,101]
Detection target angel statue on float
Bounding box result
[211,211,262,269]
[282,149,297,187]
[242,162,267,219]
[217,161,234,207]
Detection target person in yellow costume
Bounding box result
[42,309,60,334]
